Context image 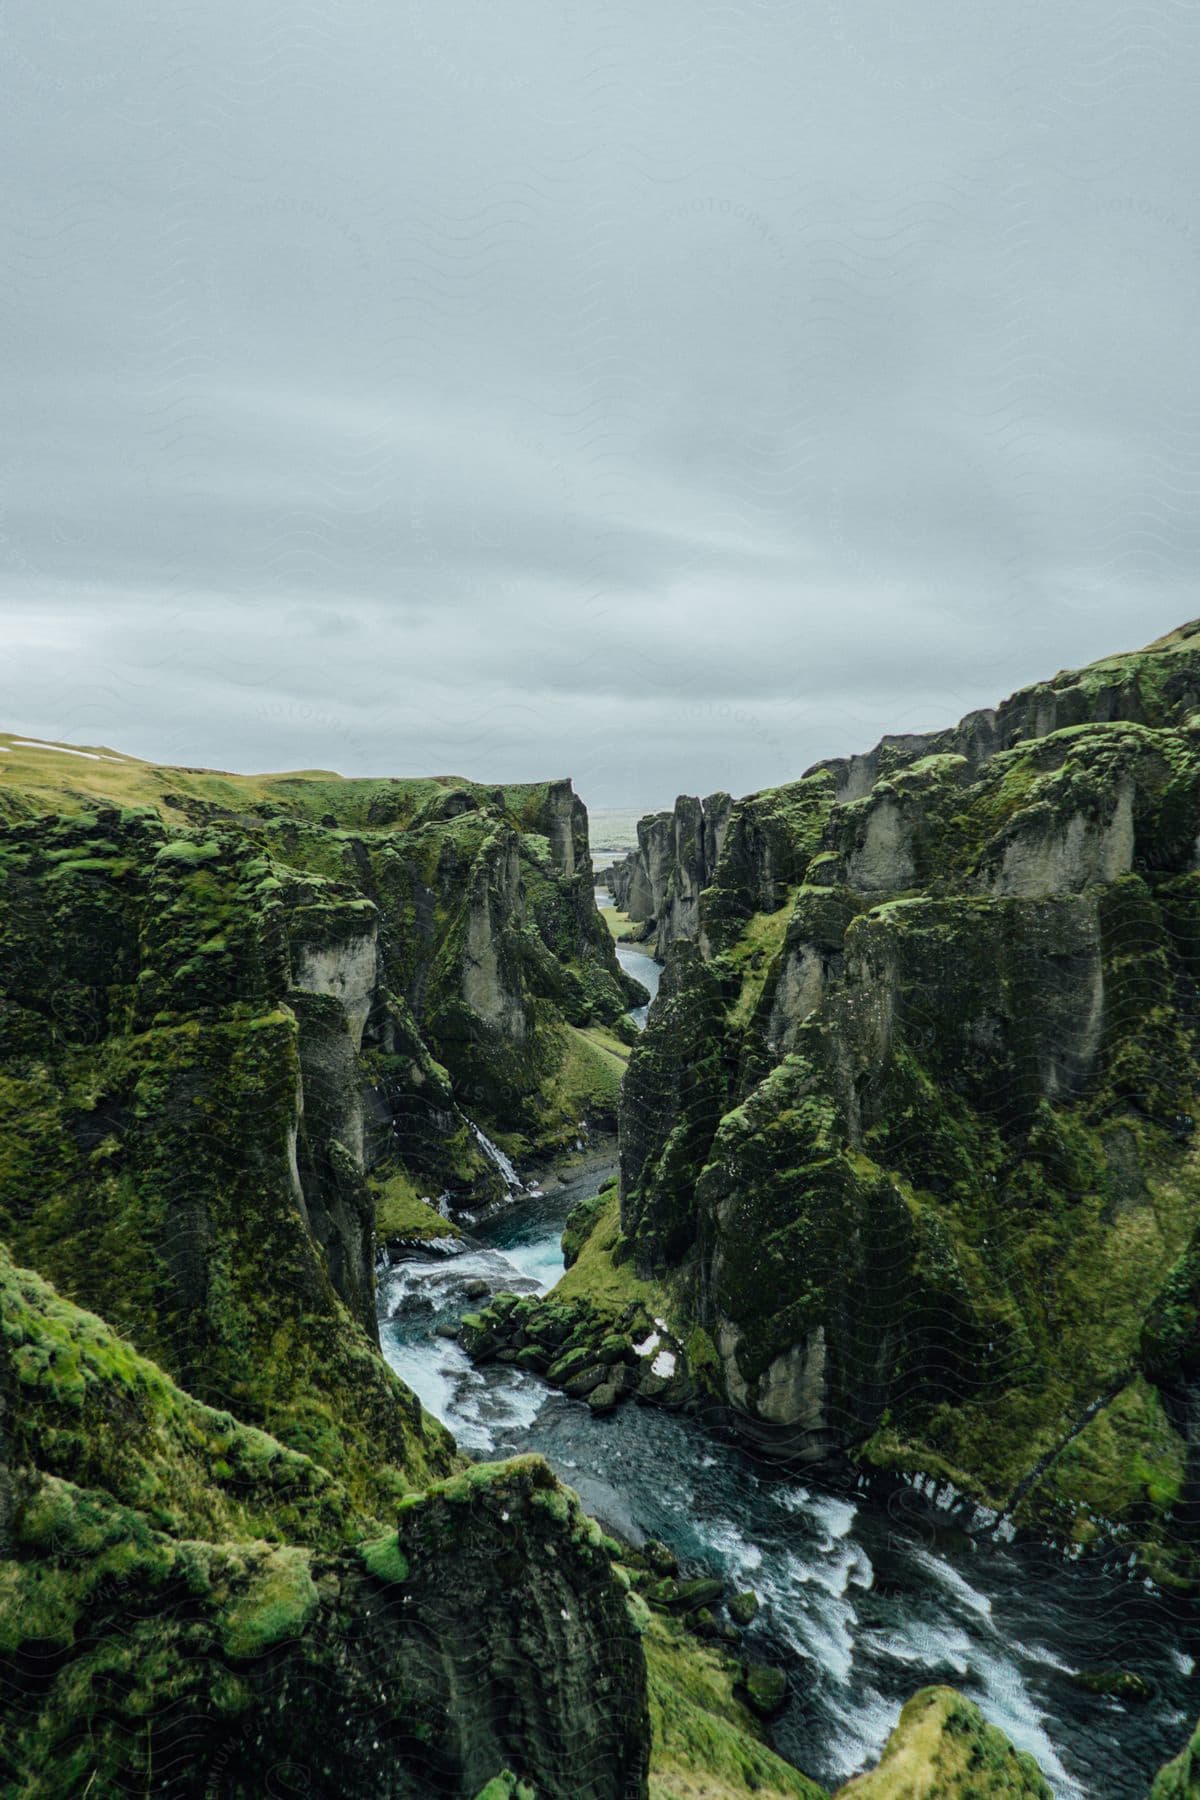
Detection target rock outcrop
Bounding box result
[0,751,653,1793]
[0,1243,650,1794]
[613,621,1200,1578]
[832,1687,1053,1797]
[607,791,732,957]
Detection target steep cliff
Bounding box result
[0,744,653,1793]
[0,1243,649,1794]
[608,792,733,958]
[614,621,1200,1578]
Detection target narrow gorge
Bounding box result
[2,618,1199,1796]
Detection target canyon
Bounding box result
[2,620,1200,1794]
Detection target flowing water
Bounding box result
[596,884,661,1027]
[379,890,1199,1796]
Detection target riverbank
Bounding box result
[378,870,1196,1796]
[380,1144,1198,1798]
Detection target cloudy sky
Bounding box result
[1,3,1197,810]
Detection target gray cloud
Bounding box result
[1,0,1197,809]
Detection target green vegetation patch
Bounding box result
[833,1687,1052,1797]
[372,1169,461,1242]
[217,1545,320,1660]
[551,1192,670,1318]
[646,1615,825,1799]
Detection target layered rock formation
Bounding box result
[0,748,651,1793]
[613,621,1200,1579]
[607,791,732,957]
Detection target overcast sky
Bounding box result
[1,3,1197,811]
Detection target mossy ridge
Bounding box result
[599,622,1200,1569]
[645,1614,826,1800]
[1,1260,652,1796]
[0,1243,368,1548]
[806,616,1200,803]
[831,1687,1052,1797]
[0,740,635,1148]
[693,893,1200,1552]
[0,773,636,1505]
[0,733,558,839]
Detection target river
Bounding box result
[379,890,1197,1797]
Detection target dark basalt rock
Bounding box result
[1068,1667,1155,1702]
[728,1589,760,1627]
[737,1662,788,1719]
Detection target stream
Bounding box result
[379,889,1198,1797]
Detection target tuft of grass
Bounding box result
[371,1170,461,1242]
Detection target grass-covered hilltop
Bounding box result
[580,620,1200,1590]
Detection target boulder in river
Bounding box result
[738,1662,788,1719]
[729,1589,760,1627]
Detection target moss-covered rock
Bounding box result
[728,1590,759,1627]
[644,1613,826,1800]
[598,623,1200,1575]
[1150,1714,1200,1798]
[0,1250,652,1796]
[737,1663,788,1719]
[832,1687,1053,1797]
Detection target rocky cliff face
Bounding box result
[0,752,651,1793]
[607,791,732,956]
[617,620,1200,1578]
[0,1243,649,1795]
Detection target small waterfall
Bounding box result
[470,1122,525,1193]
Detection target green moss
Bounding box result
[551,1193,670,1318]
[216,1546,320,1659]
[645,1615,825,1799]
[0,1246,361,1550]
[356,1530,411,1585]
[474,1776,536,1800]
[833,1687,1052,1797]
[1045,1377,1184,1527]
[722,895,796,1029]
[546,1023,627,1116]
[371,1169,461,1242]
[562,1187,610,1268]
[1150,1714,1200,1798]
